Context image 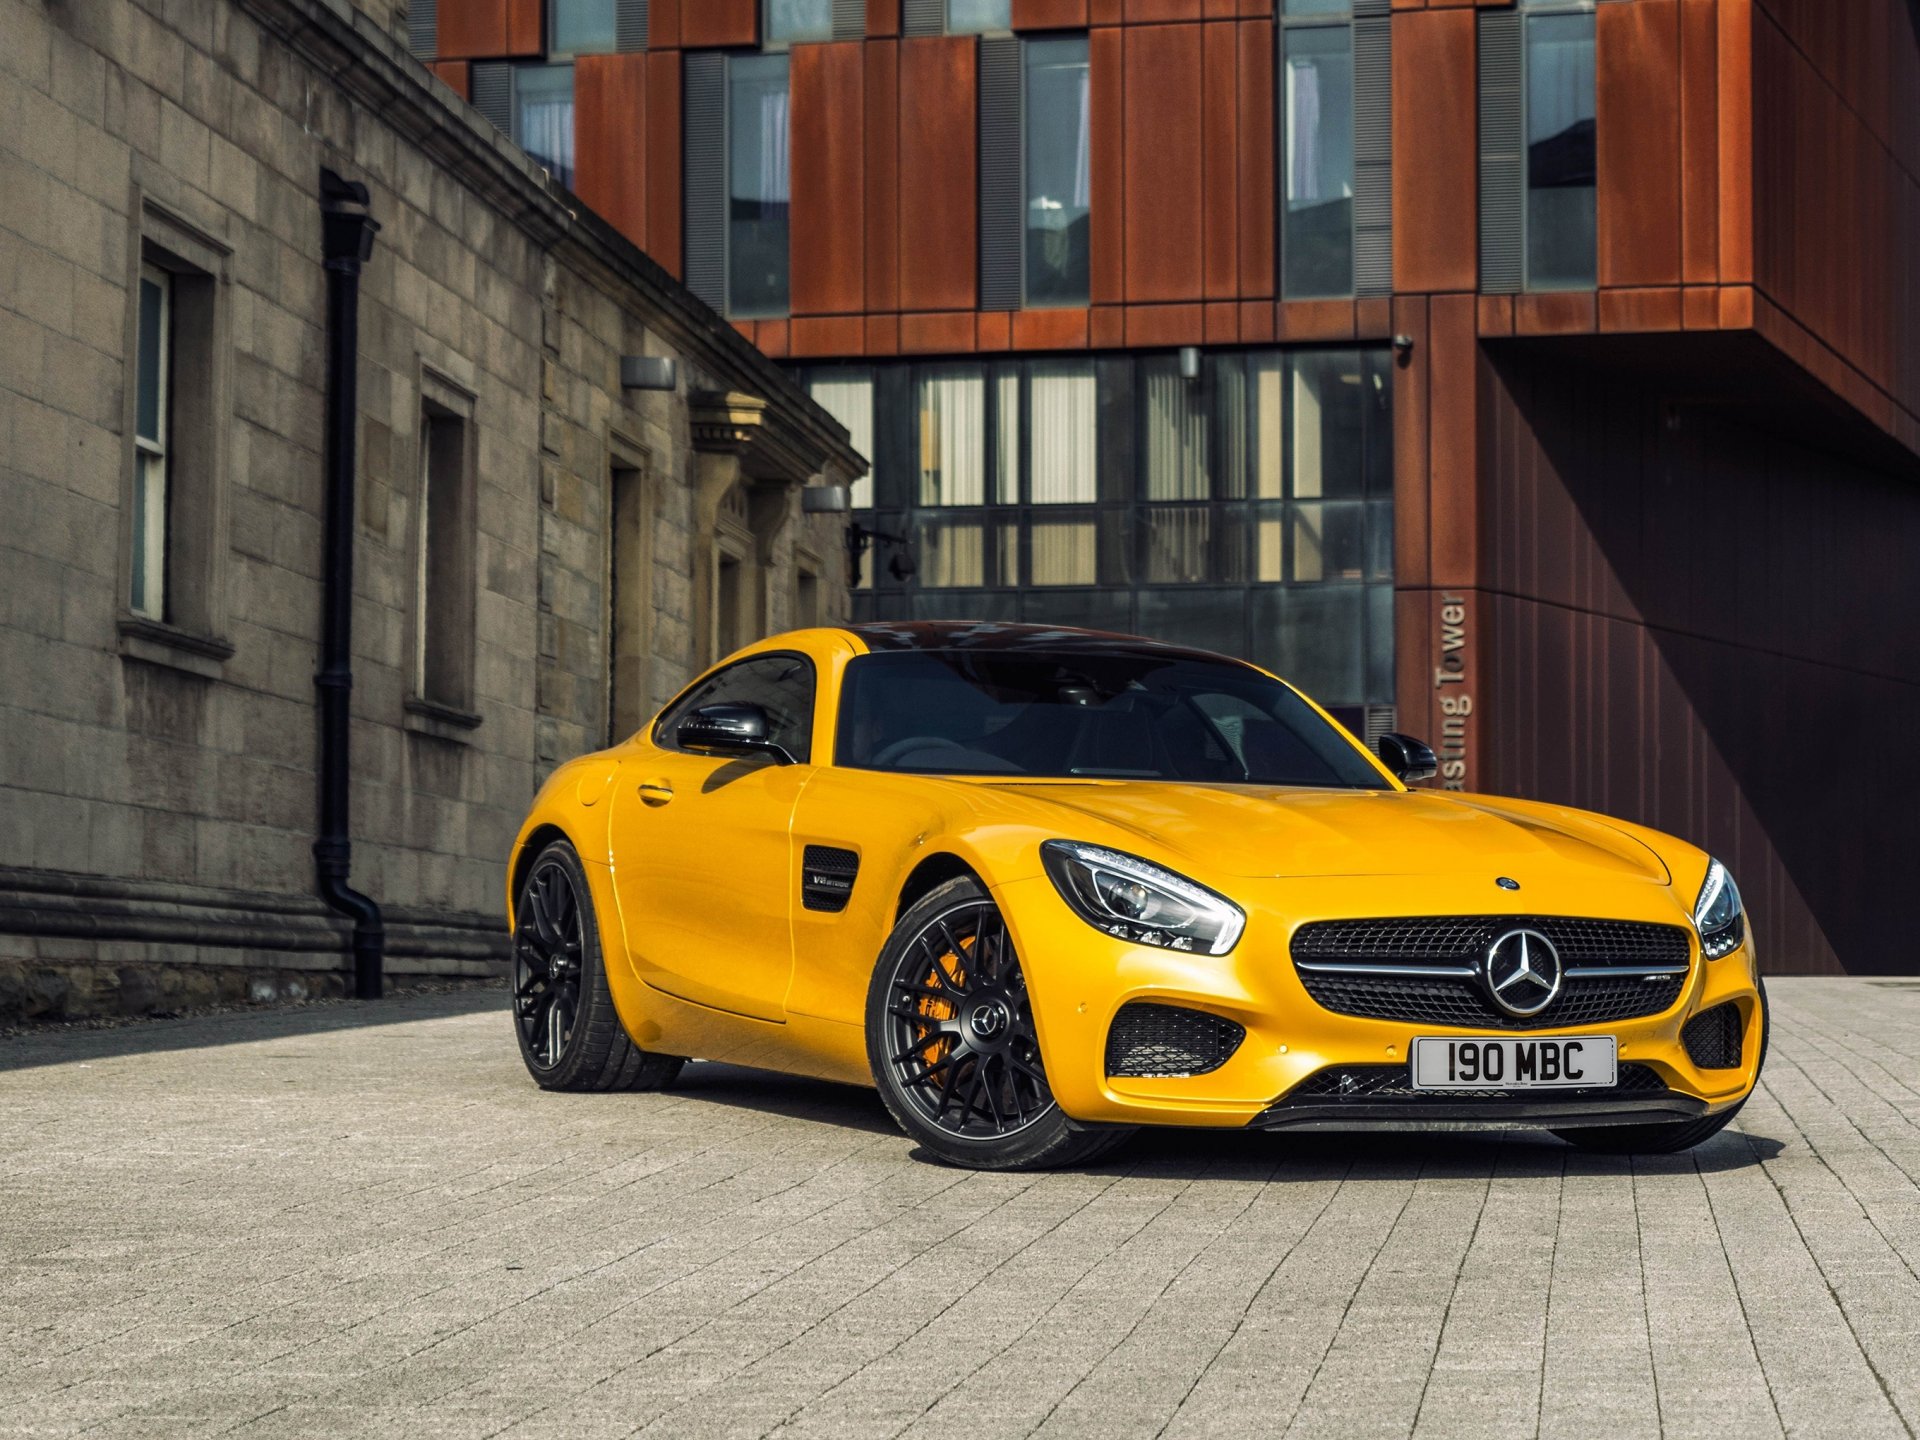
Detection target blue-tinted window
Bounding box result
[766,0,832,44]
[1281,25,1354,299]
[1024,37,1091,308]
[949,0,1010,32]
[1525,10,1596,289]
[550,0,616,55]
[729,55,791,317]
[513,64,575,189]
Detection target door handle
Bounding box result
[637,781,674,806]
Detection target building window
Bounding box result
[1523,0,1596,290]
[551,0,617,56]
[608,451,653,743]
[729,54,791,318]
[512,64,576,188]
[414,379,478,717]
[806,369,875,509]
[1024,37,1091,309]
[947,0,1010,33]
[766,0,833,45]
[815,350,1395,735]
[131,264,172,622]
[1280,11,1354,299]
[123,205,231,656]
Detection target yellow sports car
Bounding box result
[506,622,1766,1170]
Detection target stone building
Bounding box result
[0,0,862,1018]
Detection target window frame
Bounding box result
[407,366,482,728]
[1020,33,1092,311]
[131,261,173,623]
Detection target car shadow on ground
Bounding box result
[670,1060,1787,1174]
[0,984,508,1073]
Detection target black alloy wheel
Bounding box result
[511,838,685,1093]
[867,875,1132,1170]
[514,857,584,1069]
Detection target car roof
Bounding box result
[841,621,1249,668]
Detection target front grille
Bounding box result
[1286,1061,1667,1103]
[1106,1003,1245,1078]
[1681,1001,1745,1069]
[1291,916,1691,1030]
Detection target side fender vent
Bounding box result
[802,846,860,913]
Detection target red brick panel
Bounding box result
[1235,19,1274,298]
[437,0,541,59]
[898,38,978,312]
[1391,8,1477,293]
[646,52,682,276]
[681,0,758,48]
[1201,23,1238,299]
[864,42,901,313]
[791,43,867,317]
[1013,0,1089,26]
[574,55,649,252]
[1598,0,1683,289]
[1122,24,1204,303]
[1090,26,1126,305]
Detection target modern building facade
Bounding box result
[0,0,860,1019]
[414,0,1920,975]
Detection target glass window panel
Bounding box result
[1257,511,1285,583]
[729,54,790,317]
[551,0,616,55]
[1137,589,1246,657]
[514,64,575,189]
[132,266,170,621]
[1028,360,1097,503]
[1251,356,1286,499]
[136,276,165,444]
[1141,358,1209,501]
[1366,583,1395,704]
[916,517,986,588]
[949,0,1010,31]
[1289,351,1366,500]
[766,0,832,43]
[1252,585,1366,708]
[1282,27,1354,299]
[1283,0,1351,13]
[915,590,1019,621]
[1525,12,1597,290]
[808,369,875,508]
[994,367,1020,503]
[918,366,986,505]
[1021,588,1122,632]
[1363,351,1394,498]
[1367,498,1394,580]
[1024,38,1091,308]
[1142,507,1248,585]
[661,653,817,761]
[1288,501,1368,583]
[1029,517,1099,587]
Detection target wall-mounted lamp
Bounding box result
[619,355,678,392]
[1391,334,1416,360]
[844,522,915,589]
[1178,345,1203,381]
[801,485,851,514]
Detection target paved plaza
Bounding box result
[2,978,1918,1438]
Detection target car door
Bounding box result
[607,653,817,1022]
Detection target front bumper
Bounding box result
[992,873,1765,1131]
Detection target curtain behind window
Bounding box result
[515,65,575,188]
[1029,362,1096,505]
[919,369,986,506]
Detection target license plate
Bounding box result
[1410,1036,1617,1090]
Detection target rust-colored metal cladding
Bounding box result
[791,43,867,318]
[1013,0,1090,28]
[1122,24,1204,304]
[863,41,900,314]
[573,54,649,250]
[680,0,757,49]
[1201,22,1239,300]
[1392,7,1478,294]
[1235,18,1274,297]
[426,61,469,100]
[1599,0,1683,290]
[1089,25,1126,306]
[648,0,680,49]
[897,38,977,313]
[1679,0,1720,285]
[507,625,1766,1171]
[437,0,540,59]
[645,52,682,275]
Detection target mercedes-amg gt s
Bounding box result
[506,623,1765,1170]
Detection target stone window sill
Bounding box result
[117,617,235,680]
[404,696,484,744]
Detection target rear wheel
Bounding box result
[512,838,684,1093]
[866,875,1132,1171]
[1555,980,1769,1154]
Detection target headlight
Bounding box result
[1040,841,1245,955]
[1693,858,1745,959]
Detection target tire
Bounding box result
[1555,978,1770,1155]
[512,838,684,1093]
[866,874,1132,1171]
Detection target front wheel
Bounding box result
[866,875,1131,1171]
[512,838,684,1093]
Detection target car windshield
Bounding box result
[835,650,1390,789]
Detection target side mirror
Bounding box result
[677,703,794,764]
[1378,732,1439,784]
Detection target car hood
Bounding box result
[979,781,1671,884]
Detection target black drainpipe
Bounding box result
[316,168,384,1000]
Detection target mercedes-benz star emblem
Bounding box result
[1496,876,1521,891]
[1482,928,1562,1018]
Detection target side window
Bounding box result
[656,655,817,762]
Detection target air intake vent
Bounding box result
[801,846,859,913]
[1106,1003,1245,1078]
[1681,1002,1745,1070]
